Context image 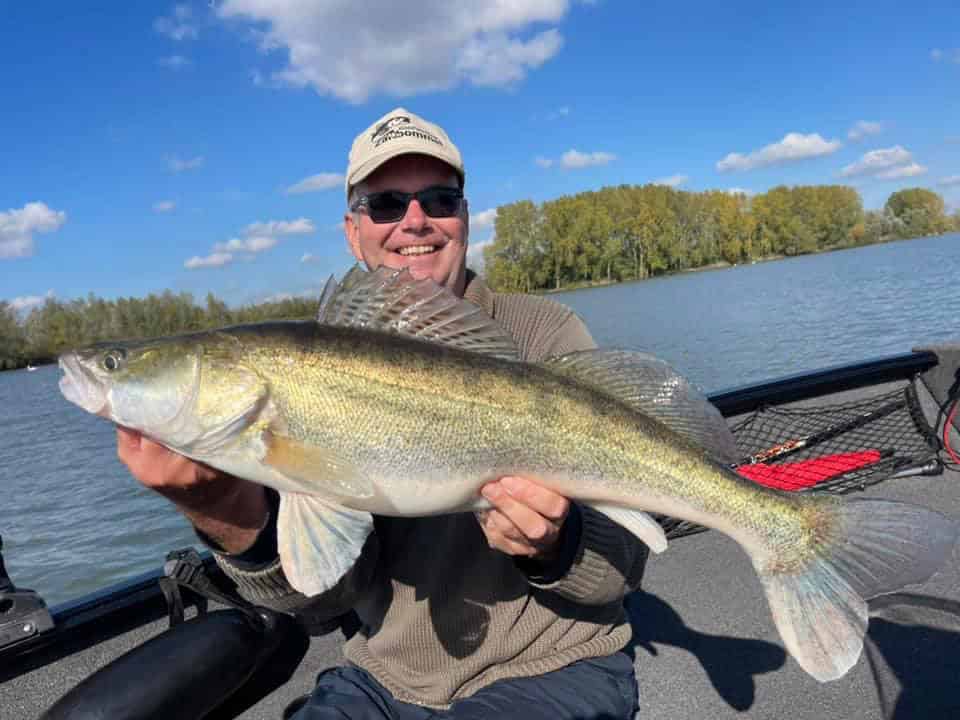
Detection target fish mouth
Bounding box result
[59,353,111,417]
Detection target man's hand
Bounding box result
[478,476,570,560]
[116,426,269,554]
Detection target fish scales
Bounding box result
[212,323,801,545]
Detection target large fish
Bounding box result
[59,266,958,682]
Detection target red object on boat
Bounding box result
[735,450,883,491]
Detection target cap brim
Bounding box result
[346,143,464,196]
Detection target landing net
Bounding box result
[659,383,942,540]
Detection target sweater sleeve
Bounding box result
[195,491,378,633]
[524,504,648,605]
[211,537,379,633]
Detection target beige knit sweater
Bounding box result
[212,272,648,709]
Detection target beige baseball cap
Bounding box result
[345,107,465,199]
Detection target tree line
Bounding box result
[0,292,319,370]
[483,185,957,293]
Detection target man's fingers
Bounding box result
[481,507,525,543]
[499,476,569,523]
[481,484,558,548]
[478,509,538,556]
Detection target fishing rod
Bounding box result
[737,397,907,466]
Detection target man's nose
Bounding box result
[400,198,429,230]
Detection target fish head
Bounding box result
[60,332,269,455]
[59,338,203,439]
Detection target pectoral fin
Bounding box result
[261,429,374,500]
[277,493,373,597]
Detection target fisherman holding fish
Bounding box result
[113,109,649,718]
[60,108,957,718]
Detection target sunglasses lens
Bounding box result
[367,192,409,223]
[420,189,462,218]
[362,188,463,223]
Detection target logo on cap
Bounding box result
[372,115,412,141]
[370,114,444,149]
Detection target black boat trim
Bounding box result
[707,350,939,416]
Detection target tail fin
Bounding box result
[758,498,958,682]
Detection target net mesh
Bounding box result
[659,383,941,539]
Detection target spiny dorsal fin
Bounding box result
[542,350,739,464]
[317,264,520,361]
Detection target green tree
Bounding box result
[885,188,949,239]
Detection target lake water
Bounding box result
[1,233,958,606]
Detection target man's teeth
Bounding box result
[397,245,437,256]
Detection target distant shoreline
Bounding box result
[535,233,950,295]
[537,253,783,294]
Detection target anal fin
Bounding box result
[590,503,668,553]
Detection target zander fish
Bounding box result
[58,265,958,682]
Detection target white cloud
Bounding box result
[456,29,563,87]
[241,218,315,237]
[560,149,616,169]
[218,0,574,103]
[155,4,198,41]
[877,162,927,180]
[184,252,233,269]
[158,54,192,70]
[717,133,842,172]
[214,236,279,253]
[938,175,960,187]
[931,48,960,63]
[153,200,176,213]
[653,174,688,188]
[840,146,914,177]
[9,290,54,313]
[285,172,345,194]
[472,208,498,229]
[0,202,67,259]
[202,217,316,263]
[467,236,495,271]
[166,155,205,173]
[847,120,882,142]
[534,156,554,168]
[301,253,319,263]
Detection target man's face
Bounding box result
[345,154,469,296]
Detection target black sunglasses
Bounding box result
[350,186,464,224]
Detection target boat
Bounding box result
[26,364,37,372]
[2,345,958,719]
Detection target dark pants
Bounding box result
[290,651,639,720]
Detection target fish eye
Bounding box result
[102,349,126,372]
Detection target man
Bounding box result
[118,108,647,719]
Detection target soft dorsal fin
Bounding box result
[317,265,519,361]
[542,350,739,464]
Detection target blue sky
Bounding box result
[3,0,959,311]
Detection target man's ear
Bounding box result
[344,213,362,261]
